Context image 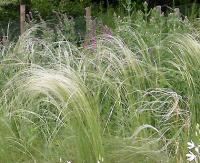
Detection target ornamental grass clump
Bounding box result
[0,33,189,162]
[1,66,104,163]
[1,4,200,162]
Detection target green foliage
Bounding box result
[0,0,18,5]
[0,3,18,21]
[1,3,200,163]
[29,0,92,17]
[30,0,56,17]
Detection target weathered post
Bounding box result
[155,6,162,15]
[83,6,92,48]
[174,8,180,17]
[20,4,26,35]
[85,6,92,33]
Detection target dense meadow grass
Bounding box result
[1,6,200,163]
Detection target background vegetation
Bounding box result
[0,0,199,20]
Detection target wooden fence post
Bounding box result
[20,4,26,35]
[85,6,92,33]
[156,6,162,15]
[174,8,180,17]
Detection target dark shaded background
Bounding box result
[0,0,199,38]
[0,0,199,19]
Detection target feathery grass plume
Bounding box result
[81,34,146,133]
[81,33,187,160]
[0,24,84,94]
[104,124,169,163]
[1,66,103,163]
[163,34,200,123]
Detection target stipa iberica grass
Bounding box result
[1,65,175,163]
[1,7,200,162]
[1,65,104,163]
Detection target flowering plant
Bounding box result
[186,124,200,162]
